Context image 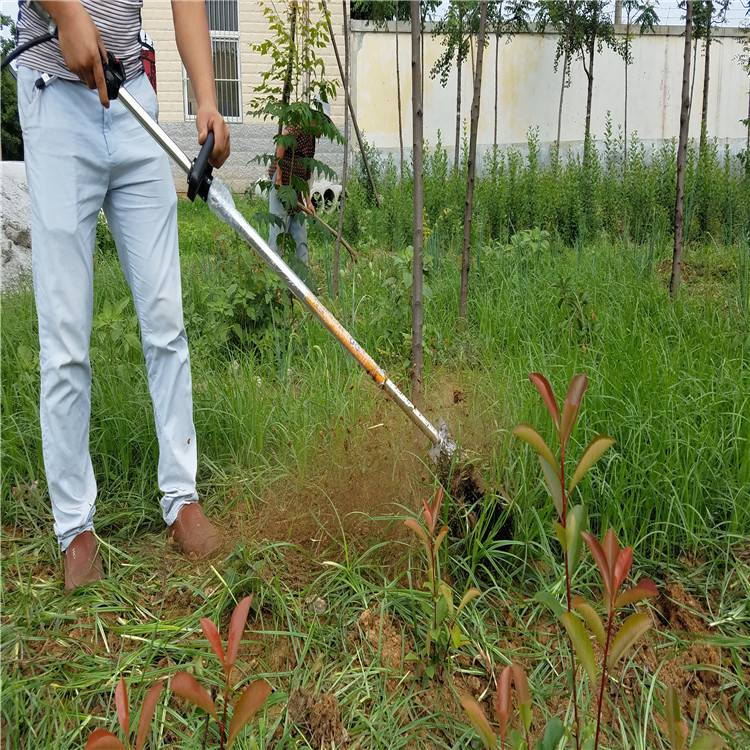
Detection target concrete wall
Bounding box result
[141,3,749,191]
[351,22,749,159]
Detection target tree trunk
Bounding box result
[584,40,595,151]
[699,23,712,157]
[454,47,462,170]
[470,32,475,81]
[454,10,464,171]
[688,34,698,121]
[624,10,630,167]
[278,1,298,139]
[493,30,499,149]
[583,7,598,160]
[333,0,350,298]
[410,0,424,402]
[420,11,425,101]
[323,1,380,207]
[459,1,487,320]
[670,0,693,299]
[556,47,569,153]
[396,2,404,180]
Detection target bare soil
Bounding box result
[224,370,498,570]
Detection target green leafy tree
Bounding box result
[694,1,731,158]
[1,14,23,161]
[459,0,488,320]
[430,0,480,170]
[622,2,658,165]
[249,0,342,214]
[488,1,531,150]
[538,2,621,158]
[536,1,577,153]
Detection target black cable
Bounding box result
[1,31,56,70]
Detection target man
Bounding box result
[267,99,332,267]
[15,0,230,590]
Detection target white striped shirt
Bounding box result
[16,0,144,81]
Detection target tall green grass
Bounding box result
[2,192,748,748]
[2,197,747,561]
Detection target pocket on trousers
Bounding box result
[15,67,43,124]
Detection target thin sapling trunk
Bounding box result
[493,29,499,149]
[333,0,350,297]
[396,1,404,180]
[670,0,693,297]
[556,48,569,154]
[699,21,712,157]
[323,0,380,207]
[410,0,424,401]
[458,1,487,320]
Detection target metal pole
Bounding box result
[117,87,192,174]
[205,179,444,449]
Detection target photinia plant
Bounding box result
[459,662,564,750]
[513,372,614,748]
[170,595,272,749]
[663,686,725,750]
[405,485,481,677]
[84,677,164,750]
[562,528,658,749]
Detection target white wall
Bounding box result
[350,22,749,155]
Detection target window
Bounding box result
[184,0,241,122]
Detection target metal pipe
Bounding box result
[117,87,192,174]
[205,178,446,450]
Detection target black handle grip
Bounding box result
[103,52,125,100]
[187,130,214,202]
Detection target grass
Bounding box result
[1,188,749,748]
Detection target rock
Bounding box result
[1,162,32,292]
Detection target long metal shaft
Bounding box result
[118,87,192,174]
[116,88,449,454]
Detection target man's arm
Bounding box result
[40,1,109,106]
[171,0,230,167]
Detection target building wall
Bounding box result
[140,3,749,191]
[141,0,346,191]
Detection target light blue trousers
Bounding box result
[268,187,309,266]
[17,67,198,550]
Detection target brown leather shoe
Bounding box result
[64,531,104,591]
[169,503,221,559]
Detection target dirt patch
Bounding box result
[228,409,426,559]
[226,371,499,569]
[288,687,348,747]
[351,607,409,671]
[642,582,725,722]
[657,582,710,634]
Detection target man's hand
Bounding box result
[196,106,230,168]
[172,1,230,168]
[43,2,109,106]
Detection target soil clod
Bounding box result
[288,688,348,747]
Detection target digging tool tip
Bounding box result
[428,418,457,465]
